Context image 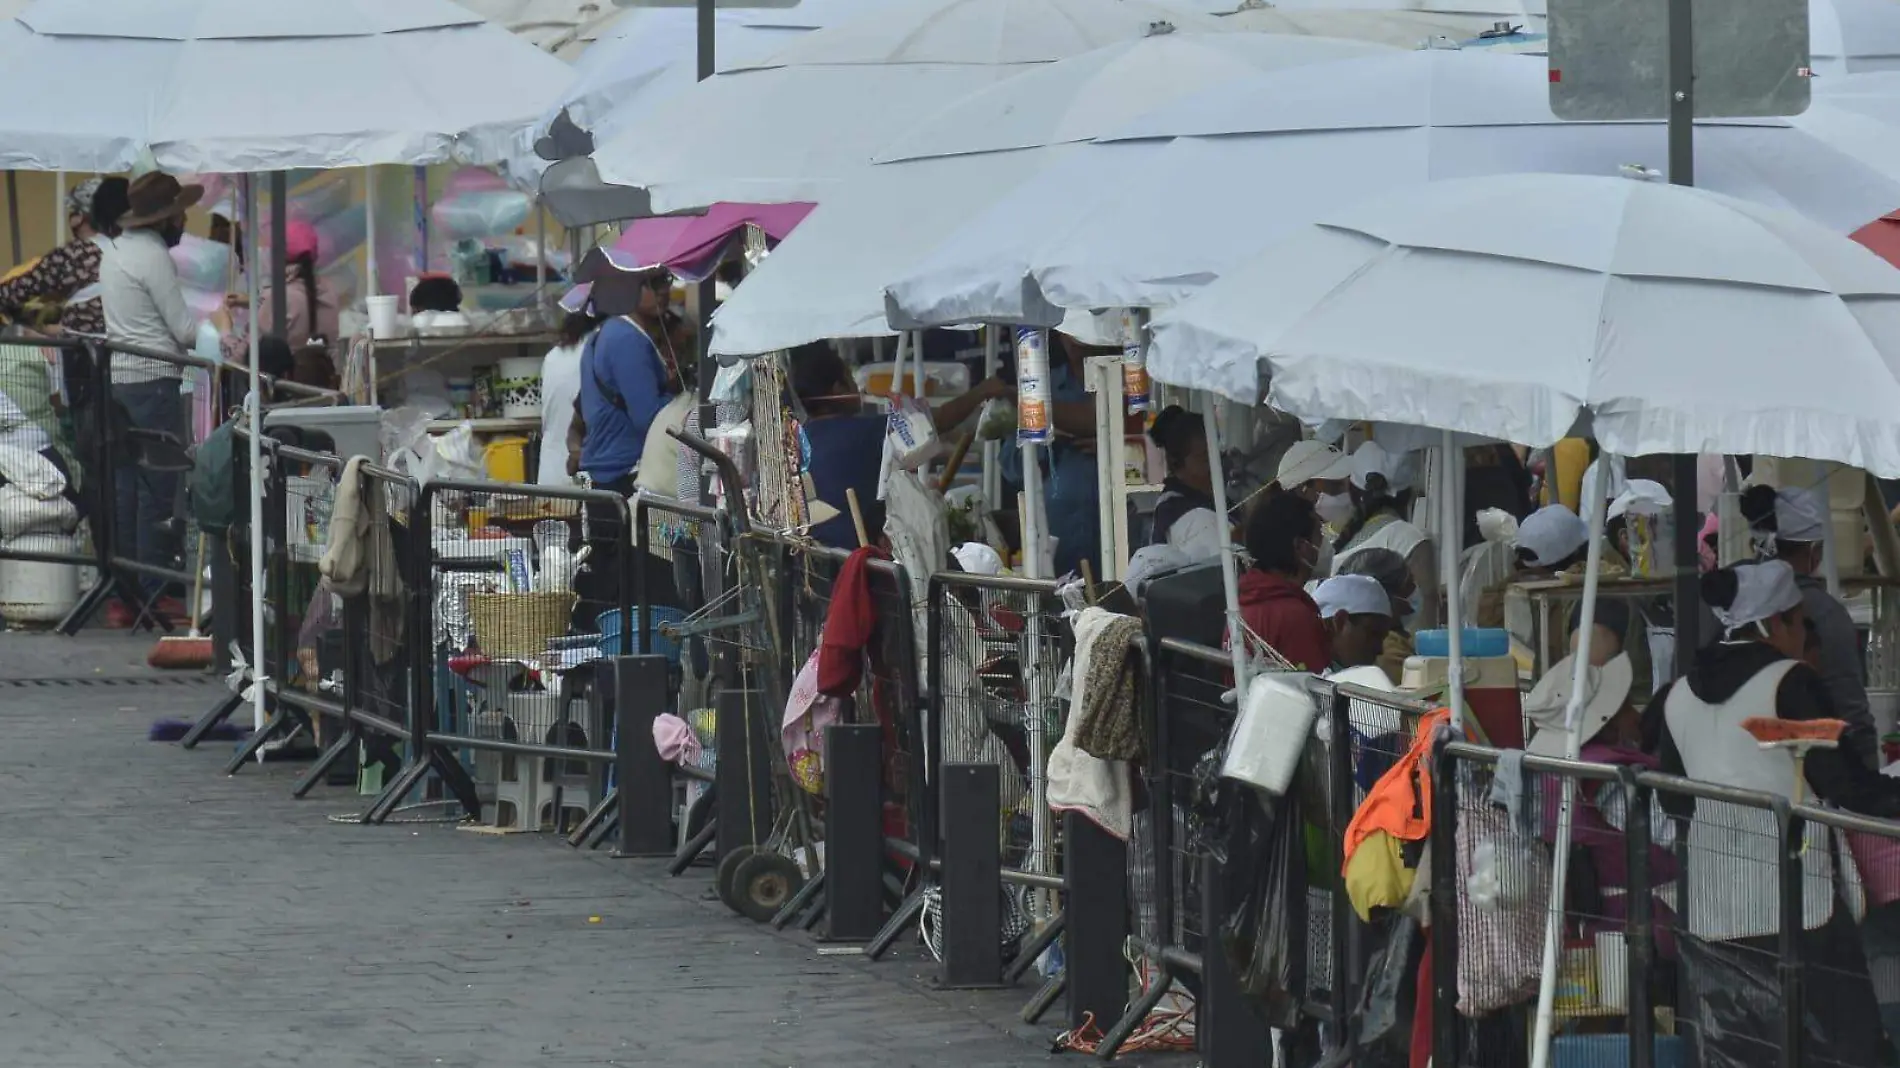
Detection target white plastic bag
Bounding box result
[0,443,67,499]
[885,396,942,472]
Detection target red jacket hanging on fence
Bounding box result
[818,545,887,697]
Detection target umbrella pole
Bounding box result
[54,172,65,243]
[1440,429,1466,730]
[5,171,20,267]
[1208,397,1248,695]
[244,174,268,740]
[1528,452,1610,1068]
[982,327,1000,513]
[365,167,380,405]
[270,172,288,342]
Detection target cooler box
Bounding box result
[1402,638,1524,750]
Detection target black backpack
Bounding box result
[188,419,247,536]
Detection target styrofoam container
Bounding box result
[0,534,81,623]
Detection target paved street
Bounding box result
[0,630,1117,1068]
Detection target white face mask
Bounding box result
[1315,491,1353,527]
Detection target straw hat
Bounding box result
[118,173,204,229]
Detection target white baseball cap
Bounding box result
[1313,574,1393,620]
[1350,441,1392,490]
[1517,504,1591,567]
[1276,440,1352,489]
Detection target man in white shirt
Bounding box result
[100,172,204,623]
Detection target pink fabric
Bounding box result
[562,204,818,316]
[651,713,700,764]
[284,220,320,263]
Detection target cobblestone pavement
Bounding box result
[0,631,1168,1068]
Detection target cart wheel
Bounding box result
[732,852,804,924]
[715,845,758,914]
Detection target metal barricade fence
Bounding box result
[729,532,928,935]
[0,335,93,587]
[568,490,732,860]
[76,338,344,633]
[361,476,642,828]
[1425,738,1900,1068]
[287,457,421,802]
[1102,637,1436,1065]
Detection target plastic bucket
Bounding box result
[0,534,81,623]
[483,437,530,483]
[366,294,400,339]
[596,606,685,665]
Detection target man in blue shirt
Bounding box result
[571,268,683,625]
[789,341,1007,549]
[579,270,681,485]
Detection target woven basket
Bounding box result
[469,591,577,659]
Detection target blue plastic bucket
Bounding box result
[596,606,686,665]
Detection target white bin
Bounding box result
[0,534,81,623]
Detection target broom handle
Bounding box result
[186,532,208,637]
[846,487,870,549]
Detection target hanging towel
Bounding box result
[1070,611,1146,761]
[1047,607,1139,840]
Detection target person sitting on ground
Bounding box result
[789,341,1005,549]
[1312,574,1395,672]
[1145,405,1221,560]
[1230,490,1330,673]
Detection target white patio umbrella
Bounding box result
[1147,172,1900,473]
[1812,0,1900,74]
[711,28,1389,356]
[1219,1,1510,47]
[0,0,572,740]
[547,1,875,136]
[0,0,573,173]
[586,0,1231,212]
[882,49,1900,329]
[1146,172,1900,1066]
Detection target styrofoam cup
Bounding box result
[366,295,400,339]
[1595,930,1629,1011]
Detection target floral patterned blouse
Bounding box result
[0,236,105,336]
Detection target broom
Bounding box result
[1741,716,1846,806]
[148,532,213,669]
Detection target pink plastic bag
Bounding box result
[1846,830,1900,907]
[782,642,844,795]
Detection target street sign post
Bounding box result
[1548,0,1810,120]
[1539,3,1813,1066]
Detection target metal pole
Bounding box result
[1441,431,1466,730]
[5,171,20,266]
[1668,0,1700,675]
[270,172,289,342]
[1529,450,1611,1068]
[245,174,268,737]
[692,0,718,455]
